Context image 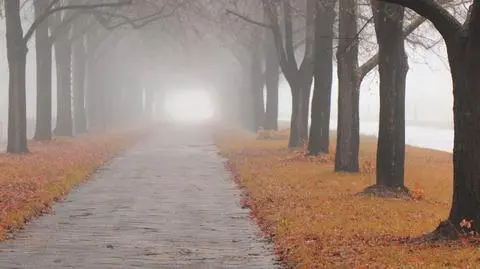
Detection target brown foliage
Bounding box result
[0,125,150,240]
[215,126,480,268]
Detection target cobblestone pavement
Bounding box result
[0,124,280,269]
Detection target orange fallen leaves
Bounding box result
[215,126,479,269]
[0,125,150,240]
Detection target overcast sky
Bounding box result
[0,17,454,127]
[277,39,453,124]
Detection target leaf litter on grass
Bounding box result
[214,126,480,269]
[0,125,151,240]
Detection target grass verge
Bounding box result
[0,124,152,240]
[214,125,480,269]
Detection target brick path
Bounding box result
[0,124,280,269]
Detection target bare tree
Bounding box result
[263,7,279,131]
[379,0,480,238]
[364,0,409,194]
[263,0,316,148]
[3,0,131,153]
[223,1,268,131]
[308,0,337,155]
[51,4,75,137]
[33,0,53,140]
[333,0,458,172]
[335,0,361,172]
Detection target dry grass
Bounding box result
[0,125,151,240]
[214,126,480,269]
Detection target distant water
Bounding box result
[279,118,454,153]
[349,121,453,153]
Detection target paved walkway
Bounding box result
[0,124,279,269]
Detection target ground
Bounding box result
[0,124,280,269]
[215,126,480,269]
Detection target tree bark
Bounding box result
[289,88,301,147]
[298,71,312,146]
[308,1,336,155]
[251,47,265,131]
[289,0,315,149]
[371,0,409,190]
[53,34,73,137]
[330,0,434,170]
[5,0,29,153]
[379,0,480,232]
[447,6,480,232]
[287,77,312,149]
[335,0,360,172]
[33,0,53,141]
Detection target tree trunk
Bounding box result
[33,0,52,141]
[377,0,480,233]
[251,48,265,131]
[72,33,87,134]
[264,0,314,147]
[335,0,360,172]
[288,86,305,148]
[288,88,299,147]
[308,1,335,155]
[372,1,408,190]
[54,36,73,137]
[5,0,28,153]
[287,80,312,149]
[264,32,279,131]
[299,73,313,146]
[374,0,480,236]
[290,79,312,149]
[447,21,480,232]
[287,0,315,149]
[238,60,256,131]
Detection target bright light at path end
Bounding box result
[165,90,215,122]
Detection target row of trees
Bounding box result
[383,0,480,236]
[1,0,187,153]
[220,0,480,236]
[2,0,479,236]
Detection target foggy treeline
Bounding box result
[1,0,480,236]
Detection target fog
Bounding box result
[277,43,452,125]
[0,1,455,152]
[164,90,215,122]
[3,1,480,267]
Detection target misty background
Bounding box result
[0,10,454,149]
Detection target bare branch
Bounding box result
[379,0,462,40]
[24,0,132,42]
[225,9,272,29]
